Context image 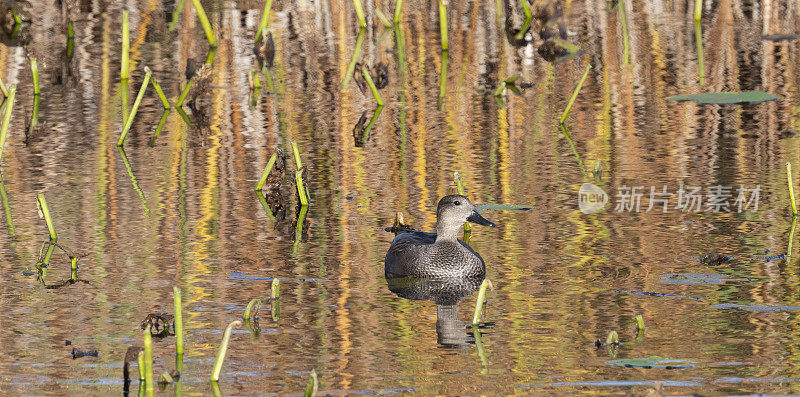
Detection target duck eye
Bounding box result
[454,200,461,205]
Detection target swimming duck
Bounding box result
[384,195,496,279]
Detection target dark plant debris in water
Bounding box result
[698,254,732,265]
[254,31,275,69]
[140,313,174,337]
[71,347,99,359]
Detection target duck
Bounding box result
[384,195,496,279]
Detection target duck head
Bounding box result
[435,195,496,241]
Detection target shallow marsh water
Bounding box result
[1,0,800,395]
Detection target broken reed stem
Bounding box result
[341,28,365,89]
[173,286,184,355]
[291,141,309,206]
[361,65,384,106]
[375,9,392,28]
[352,0,366,28]
[0,84,15,162]
[151,76,170,109]
[471,279,490,326]
[121,10,129,80]
[304,369,318,397]
[438,0,448,51]
[635,314,645,331]
[789,163,798,215]
[254,0,274,42]
[520,0,532,19]
[454,172,472,233]
[243,299,261,320]
[559,64,592,125]
[190,0,217,48]
[210,320,242,382]
[30,57,39,96]
[271,278,280,299]
[393,0,403,24]
[36,193,57,241]
[694,0,702,22]
[144,325,154,395]
[117,66,152,147]
[176,79,193,108]
[606,330,619,345]
[137,351,146,381]
[250,69,261,90]
[255,152,278,191]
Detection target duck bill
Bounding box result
[467,210,496,227]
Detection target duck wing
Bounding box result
[384,231,436,277]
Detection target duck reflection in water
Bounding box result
[385,195,496,347]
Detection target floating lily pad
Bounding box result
[712,303,800,312]
[606,356,693,369]
[659,273,749,285]
[475,203,534,211]
[667,91,779,105]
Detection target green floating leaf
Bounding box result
[606,356,693,369]
[712,303,800,312]
[667,91,778,105]
[475,203,534,211]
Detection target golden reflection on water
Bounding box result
[2,0,800,395]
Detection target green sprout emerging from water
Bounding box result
[210,320,242,382]
[788,162,797,215]
[560,64,592,125]
[472,279,491,326]
[118,67,153,147]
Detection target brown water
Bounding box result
[1,0,800,395]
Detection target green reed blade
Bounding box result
[175,106,193,127]
[30,57,39,95]
[789,215,797,262]
[438,50,448,109]
[618,2,630,65]
[471,279,490,326]
[560,64,591,125]
[254,0,274,42]
[250,69,261,90]
[295,169,308,207]
[256,190,276,221]
[210,320,241,382]
[28,94,39,136]
[695,21,705,86]
[118,67,152,147]
[144,325,154,395]
[290,141,303,170]
[190,0,217,48]
[36,193,57,241]
[0,76,8,97]
[169,0,186,31]
[148,109,171,147]
[694,0,702,22]
[438,0,448,51]
[255,152,278,191]
[150,76,170,109]
[176,78,193,108]
[606,330,619,345]
[174,286,184,355]
[243,299,261,320]
[121,10,129,80]
[66,20,74,59]
[361,65,383,106]
[293,203,308,252]
[0,84,17,163]
[789,162,797,215]
[352,0,366,28]
[635,314,644,331]
[375,9,391,28]
[520,0,531,19]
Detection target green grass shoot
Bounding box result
[520,0,532,19]
[137,351,146,381]
[618,2,630,65]
[291,141,309,206]
[0,76,8,97]
[341,28,365,89]
[438,0,448,51]
[394,0,403,24]
[243,299,261,320]
[361,65,383,106]
[210,320,242,382]
[352,0,366,28]
[148,109,170,147]
[789,215,797,260]
[635,315,644,331]
[255,152,278,191]
[144,325,154,395]
[190,0,217,48]
[117,66,152,147]
[789,162,797,215]
[254,0,274,42]
[471,279,490,326]
[271,278,280,299]
[66,20,74,59]
[438,50,448,109]
[36,193,57,241]
[250,69,261,90]
[121,10,129,80]
[150,75,170,109]
[560,64,592,125]
[695,21,705,86]
[176,78,193,108]
[30,57,39,95]
[174,286,184,355]
[304,369,318,396]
